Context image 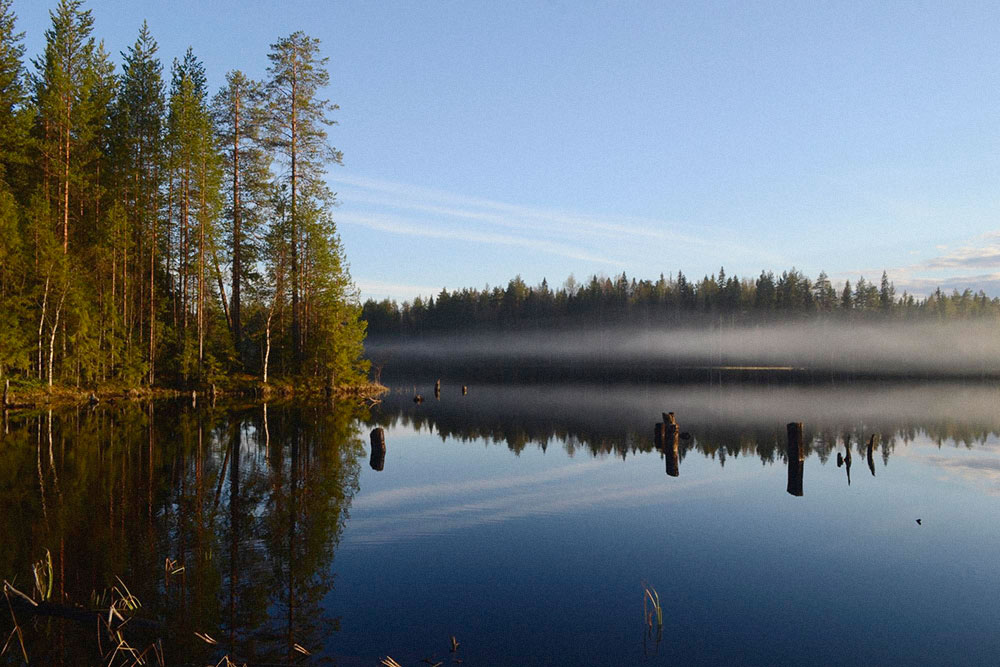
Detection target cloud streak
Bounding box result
[331,173,711,246]
[337,210,620,264]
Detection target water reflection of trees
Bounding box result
[0,401,365,665]
[368,386,1000,468]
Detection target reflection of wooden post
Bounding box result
[786,422,804,496]
[665,429,680,477]
[370,427,386,471]
[434,379,441,399]
[191,390,197,408]
[2,379,8,407]
[867,434,878,477]
[654,422,666,448]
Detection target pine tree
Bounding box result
[213,70,269,363]
[264,31,343,372]
[32,0,99,255]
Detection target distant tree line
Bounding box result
[363,268,1000,336]
[0,0,367,389]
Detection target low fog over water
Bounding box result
[368,319,1000,377]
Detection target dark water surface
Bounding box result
[3,381,1000,665]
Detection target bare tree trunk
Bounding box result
[213,249,232,334]
[198,158,206,368]
[290,62,300,372]
[263,309,272,384]
[63,98,70,254]
[48,286,68,388]
[182,170,189,332]
[232,87,242,360]
[150,198,156,386]
[37,273,50,380]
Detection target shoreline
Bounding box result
[0,378,388,410]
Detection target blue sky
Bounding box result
[13,1,1000,301]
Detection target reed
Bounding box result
[642,581,663,630]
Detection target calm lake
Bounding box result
[3,380,1000,665]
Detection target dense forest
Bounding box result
[362,268,1000,336]
[0,0,368,391]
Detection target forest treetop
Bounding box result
[0,0,368,388]
[362,268,999,336]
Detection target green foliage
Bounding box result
[0,2,367,390]
[363,269,1000,337]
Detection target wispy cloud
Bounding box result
[352,458,613,511]
[337,210,620,264]
[331,173,711,246]
[918,232,1000,271]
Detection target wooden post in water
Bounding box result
[786,422,804,496]
[369,427,386,471]
[462,385,468,395]
[434,379,441,399]
[191,390,197,408]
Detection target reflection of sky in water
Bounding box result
[329,388,1000,666]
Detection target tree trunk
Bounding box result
[198,157,206,368]
[63,95,70,254]
[290,62,300,372]
[232,87,242,360]
[37,274,50,380]
[48,287,67,388]
[213,248,232,333]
